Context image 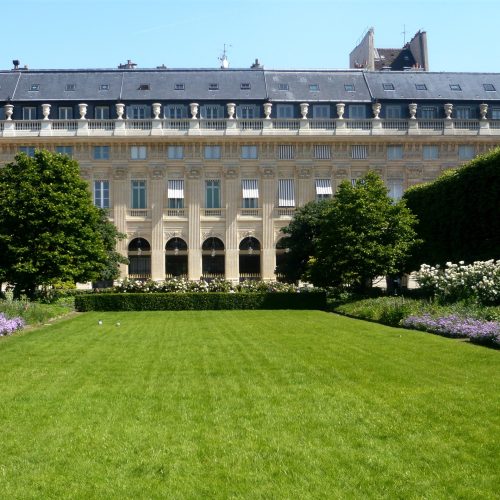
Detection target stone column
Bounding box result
[296,166,312,207]
[186,166,202,280]
[224,166,239,281]
[112,167,129,279]
[149,166,165,281]
[260,166,276,280]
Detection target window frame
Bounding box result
[205,179,221,209]
[204,145,221,160]
[94,180,110,209]
[93,145,110,160]
[131,180,147,209]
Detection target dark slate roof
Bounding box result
[1,69,267,102]
[1,67,500,103]
[365,72,500,101]
[264,70,371,102]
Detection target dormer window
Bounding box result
[65,84,76,91]
[240,83,251,90]
[138,83,150,90]
[278,83,289,91]
[309,84,320,92]
[450,84,462,91]
[382,83,395,91]
[483,83,496,92]
[174,83,185,90]
[209,83,219,90]
[99,84,110,91]
[415,84,427,90]
[30,84,40,91]
[344,84,355,92]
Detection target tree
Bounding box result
[0,150,125,297]
[276,199,332,283]
[282,171,419,291]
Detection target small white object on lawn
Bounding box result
[98,320,103,325]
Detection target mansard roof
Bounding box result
[1,67,500,103]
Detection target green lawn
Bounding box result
[0,311,498,499]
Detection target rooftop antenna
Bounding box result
[401,24,407,45]
[219,43,231,69]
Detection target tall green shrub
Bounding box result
[404,148,500,268]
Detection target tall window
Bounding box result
[312,105,330,119]
[241,145,258,159]
[94,106,109,119]
[56,146,73,157]
[94,180,110,208]
[19,146,35,157]
[204,145,221,159]
[423,145,439,160]
[315,179,333,200]
[202,105,222,119]
[313,145,331,160]
[58,107,73,120]
[348,105,367,119]
[93,146,110,160]
[205,180,221,208]
[237,105,257,119]
[242,179,259,208]
[278,179,295,207]
[168,145,184,159]
[458,145,475,161]
[278,145,295,160]
[387,179,403,201]
[351,145,368,159]
[420,106,438,119]
[491,108,500,120]
[387,145,403,160]
[165,105,187,119]
[385,105,402,119]
[22,107,37,120]
[131,180,147,209]
[167,180,184,209]
[455,107,472,119]
[277,104,294,118]
[127,105,148,119]
[130,146,147,160]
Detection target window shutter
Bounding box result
[278,179,295,207]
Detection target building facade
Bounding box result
[1,64,499,281]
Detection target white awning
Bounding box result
[168,179,184,198]
[242,179,259,198]
[278,179,295,207]
[315,178,333,195]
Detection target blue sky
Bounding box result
[4,0,499,73]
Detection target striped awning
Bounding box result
[167,179,184,198]
[242,179,259,198]
[278,179,295,207]
[315,179,333,195]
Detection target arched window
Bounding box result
[128,238,151,279]
[239,237,261,280]
[165,237,188,278]
[202,237,225,278]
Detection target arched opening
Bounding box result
[202,237,225,279]
[239,236,261,280]
[165,237,188,278]
[128,237,151,279]
[275,237,290,281]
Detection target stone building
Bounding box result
[0,59,499,282]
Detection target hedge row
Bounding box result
[404,147,500,267]
[74,292,326,311]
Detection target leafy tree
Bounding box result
[0,150,125,297]
[276,199,332,283]
[280,171,419,291]
[307,172,419,291]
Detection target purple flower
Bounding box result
[0,313,25,336]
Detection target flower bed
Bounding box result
[0,313,25,337]
[402,313,500,346]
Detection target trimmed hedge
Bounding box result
[404,147,500,267]
[74,292,326,312]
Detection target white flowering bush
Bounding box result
[113,278,298,294]
[414,260,500,305]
